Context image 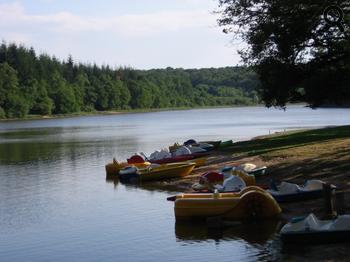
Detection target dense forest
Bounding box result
[0,42,260,119]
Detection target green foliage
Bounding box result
[0,62,29,118]
[217,0,350,107]
[31,82,54,115]
[5,94,29,118]
[0,62,19,104]
[49,72,79,114]
[119,82,131,109]
[0,42,261,118]
[0,106,6,118]
[128,80,149,109]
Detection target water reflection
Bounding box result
[175,219,282,245]
[105,173,119,189]
[106,172,183,193]
[0,130,142,165]
[281,241,350,261]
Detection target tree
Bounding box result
[5,94,30,118]
[49,71,78,114]
[119,81,131,109]
[64,55,75,83]
[127,79,153,109]
[217,0,350,107]
[0,62,29,118]
[75,72,96,111]
[90,75,109,110]
[72,72,90,111]
[0,106,5,118]
[31,80,54,115]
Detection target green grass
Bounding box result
[223,125,350,157]
[221,125,350,184]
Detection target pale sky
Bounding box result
[0,0,242,69]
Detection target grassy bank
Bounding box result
[223,125,350,185]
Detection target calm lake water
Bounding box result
[1,106,350,262]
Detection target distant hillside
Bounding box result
[0,42,260,119]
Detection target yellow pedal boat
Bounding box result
[174,186,281,220]
[106,156,206,175]
[120,162,196,182]
[188,157,207,167]
[105,158,151,175]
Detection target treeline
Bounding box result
[0,42,260,118]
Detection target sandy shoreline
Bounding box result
[116,127,350,221]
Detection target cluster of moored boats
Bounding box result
[105,139,350,244]
[105,139,227,180]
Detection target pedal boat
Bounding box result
[150,153,209,165]
[119,162,196,182]
[173,186,281,220]
[280,213,350,244]
[105,157,151,175]
[268,180,335,203]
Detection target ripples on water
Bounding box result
[1,106,350,261]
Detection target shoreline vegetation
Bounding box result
[0,105,257,122]
[134,125,350,220]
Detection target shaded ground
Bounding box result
[139,125,350,219]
